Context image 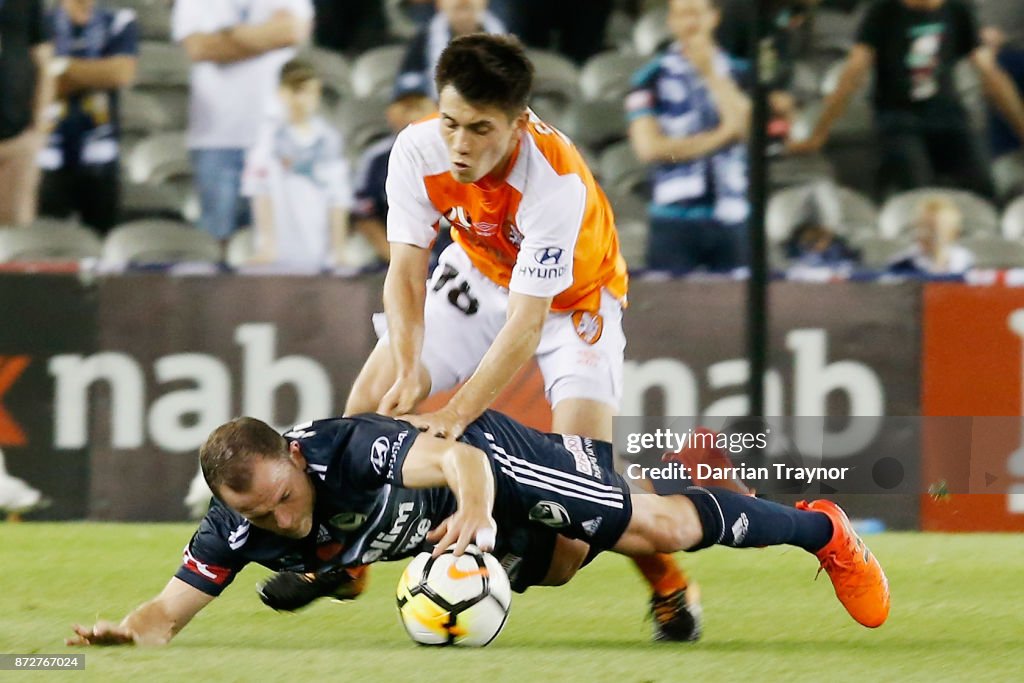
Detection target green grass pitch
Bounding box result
[1,524,1021,682]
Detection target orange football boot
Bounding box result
[797,499,890,628]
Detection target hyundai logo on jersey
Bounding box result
[535,247,564,265]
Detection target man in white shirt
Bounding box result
[172,0,313,244]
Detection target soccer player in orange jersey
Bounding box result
[336,33,699,640]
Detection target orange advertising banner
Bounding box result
[922,284,1024,531]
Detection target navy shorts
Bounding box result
[463,412,633,558]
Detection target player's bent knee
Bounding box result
[621,494,703,554]
[539,535,588,586]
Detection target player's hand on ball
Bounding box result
[66,621,135,646]
[428,512,497,557]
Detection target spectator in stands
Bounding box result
[788,0,1024,200]
[242,59,353,270]
[887,194,973,275]
[0,0,55,227]
[626,0,751,275]
[974,0,1024,163]
[716,0,812,155]
[351,72,439,266]
[172,0,313,246]
[501,0,613,65]
[37,0,139,234]
[783,183,861,269]
[397,0,504,100]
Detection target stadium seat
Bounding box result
[606,188,647,225]
[530,95,576,137]
[795,96,874,143]
[1001,195,1024,240]
[120,181,190,222]
[616,218,648,269]
[120,89,173,137]
[0,222,102,263]
[225,228,255,268]
[960,236,1024,269]
[133,1,172,42]
[767,182,878,243]
[350,45,406,99]
[133,85,189,132]
[525,49,581,110]
[567,100,628,151]
[994,152,1024,204]
[633,7,671,56]
[769,154,836,190]
[102,220,222,266]
[809,7,863,54]
[382,0,419,40]
[604,10,636,53]
[579,51,647,103]
[126,132,190,185]
[848,234,910,269]
[301,48,352,108]
[598,140,649,198]
[329,96,391,163]
[791,59,829,101]
[879,189,1000,239]
[138,41,190,88]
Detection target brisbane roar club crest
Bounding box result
[444,206,499,236]
[571,311,604,345]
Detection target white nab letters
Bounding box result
[49,323,334,452]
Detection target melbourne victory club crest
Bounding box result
[528,501,571,528]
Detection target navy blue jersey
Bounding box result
[176,411,632,596]
[176,414,455,596]
[45,6,139,169]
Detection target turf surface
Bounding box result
[1,524,1021,682]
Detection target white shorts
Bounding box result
[375,244,625,410]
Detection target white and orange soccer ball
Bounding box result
[396,545,511,647]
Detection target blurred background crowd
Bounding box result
[2,0,1023,278]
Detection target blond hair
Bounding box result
[916,195,963,235]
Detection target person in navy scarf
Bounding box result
[38,0,138,233]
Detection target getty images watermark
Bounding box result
[612,416,1024,496]
[622,425,851,489]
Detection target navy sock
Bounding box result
[682,486,834,553]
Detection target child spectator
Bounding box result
[242,58,354,269]
[887,194,973,275]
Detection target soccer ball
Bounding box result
[396,545,511,647]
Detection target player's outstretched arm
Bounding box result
[399,434,496,556]
[405,292,552,439]
[67,577,215,647]
[378,243,433,416]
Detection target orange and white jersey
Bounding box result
[385,110,628,313]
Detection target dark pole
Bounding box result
[747,0,774,420]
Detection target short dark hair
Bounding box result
[200,417,288,494]
[434,33,533,118]
[279,58,318,90]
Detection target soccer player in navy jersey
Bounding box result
[68,410,889,646]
